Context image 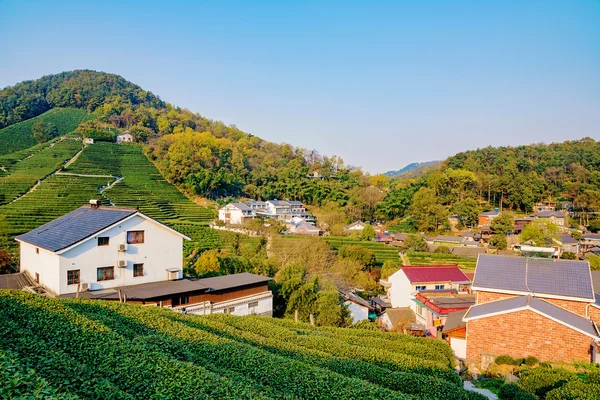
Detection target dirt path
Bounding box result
[463,381,497,399]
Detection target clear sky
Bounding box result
[1,1,598,173]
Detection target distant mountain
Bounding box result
[384,160,441,177]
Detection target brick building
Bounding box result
[464,255,600,365]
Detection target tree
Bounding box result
[571,231,583,240]
[0,249,14,274]
[433,246,452,254]
[587,255,600,271]
[451,199,481,228]
[360,224,376,241]
[194,250,221,275]
[408,187,448,232]
[337,245,376,268]
[519,221,560,247]
[32,119,58,143]
[285,275,319,321]
[401,234,429,252]
[562,252,577,260]
[274,262,306,299]
[490,212,515,234]
[488,234,507,250]
[315,289,352,327]
[381,260,400,279]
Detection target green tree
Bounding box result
[274,262,306,299]
[488,234,507,250]
[381,260,400,279]
[587,255,600,271]
[490,212,515,234]
[337,245,376,268]
[408,187,447,232]
[194,249,221,275]
[315,289,352,327]
[451,198,481,228]
[360,223,376,241]
[32,119,58,143]
[401,234,429,252]
[285,275,320,321]
[519,221,560,246]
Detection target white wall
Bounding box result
[345,301,369,323]
[57,215,183,294]
[210,293,273,317]
[450,337,467,359]
[388,270,413,308]
[20,243,60,294]
[219,205,244,224]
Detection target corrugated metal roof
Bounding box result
[401,265,470,284]
[474,255,594,300]
[15,206,137,252]
[465,295,599,338]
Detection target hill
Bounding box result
[0,108,91,155]
[0,291,484,400]
[384,160,440,177]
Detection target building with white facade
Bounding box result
[116,132,134,143]
[218,203,254,225]
[218,199,314,225]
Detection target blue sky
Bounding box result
[1,1,598,173]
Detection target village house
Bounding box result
[442,309,469,359]
[341,291,372,323]
[556,234,580,255]
[581,234,600,251]
[478,210,499,227]
[379,307,425,335]
[245,200,267,211]
[533,201,557,213]
[218,203,254,225]
[13,203,273,316]
[433,235,463,247]
[464,255,600,366]
[413,290,476,336]
[253,200,314,223]
[345,221,367,232]
[284,220,320,236]
[116,132,134,143]
[534,210,567,231]
[385,265,472,316]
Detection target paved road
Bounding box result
[463,381,498,399]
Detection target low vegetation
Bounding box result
[0,291,486,399]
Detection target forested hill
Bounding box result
[0,70,165,128]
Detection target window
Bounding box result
[248,301,259,308]
[133,263,144,277]
[416,304,425,317]
[98,237,109,246]
[126,231,145,244]
[67,270,80,285]
[97,266,114,281]
[435,285,445,290]
[36,248,39,254]
[415,285,426,291]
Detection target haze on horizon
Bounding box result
[1,0,598,173]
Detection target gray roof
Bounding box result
[268,200,290,207]
[287,200,304,206]
[473,254,594,300]
[341,291,371,307]
[583,234,600,240]
[592,271,600,294]
[479,210,499,216]
[0,273,34,290]
[15,206,137,252]
[61,273,271,300]
[231,202,252,211]
[461,232,474,238]
[560,235,579,244]
[464,295,599,338]
[394,232,409,241]
[535,211,566,218]
[371,296,392,308]
[434,235,462,243]
[442,309,467,332]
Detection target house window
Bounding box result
[98,237,110,246]
[435,285,445,290]
[416,304,425,317]
[133,263,144,277]
[126,231,145,244]
[67,270,80,285]
[415,285,426,291]
[248,301,259,308]
[97,266,115,281]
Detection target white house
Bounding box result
[218,203,254,225]
[534,211,567,230]
[83,138,94,144]
[386,265,471,317]
[346,221,367,232]
[116,132,134,143]
[15,204,190,296]
[265,200,292,216]
[341,291,371,324]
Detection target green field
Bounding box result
[0,291,485,400]
[325,236,400,265]
[405,251,477,270]
[0,108,91,155]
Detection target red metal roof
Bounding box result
[401,265,470,283]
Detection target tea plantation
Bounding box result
[325,236,400,265]
[0,291,485,400]
[0,108,91,155]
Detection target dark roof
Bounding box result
[61,273,272,300]
[15,206,137,252]
[464,295,599,338]
[461,232,474,238]
[393,232,409,241]
[442,309,467,332]
[434,235,462,243]
[535,211,566,218]
[583,234,600,240]
[231,203,252,211]
[479,210,499,217]
[473,254,594,300]
[0,273,34,290]
[384,307,416,327]
[268,200,289,207]
[560,234,578,244]
[287,201,304,206]
[371,296,392,308]
[401,265,470,284]
[341,291,371,308]
[451,247,485,258]
[591,271,600,294]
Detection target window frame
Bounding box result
[97,237,110,246]
[435,284,445,290]
[133,263,144,278]
[415,285,426,291]
[248,301,259,308]
[126,230,145,244]
[67,269,80,285]
[97,266,115,282]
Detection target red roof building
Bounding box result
[401,265,471,284]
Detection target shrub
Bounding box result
[434,246,451,254]
[546,380,600,400]
[561,251,577,260]
[524,356,539,366]
[518,367,577,398]
[498,383,537,400]
[495,355,522,366]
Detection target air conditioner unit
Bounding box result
[80,283,89,292]
[118,260,126,268]
[118,244,127,252]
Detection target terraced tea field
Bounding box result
[325,236,400,265]
[0,291,485,400]
[0,108,91,155]
[405,251,477,270]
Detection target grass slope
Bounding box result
[0,291,485,400]
[325,236,401,265]
[405,251,477,270]
[0,108,91,156]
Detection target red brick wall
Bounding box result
[476,291,589,317]
[466,309,593,363]
[589,306,600,323]
[476,291,516,304]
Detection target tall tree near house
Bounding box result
[409,187,448,232]
[0,250,14,274]
[359,224,376,241]
[452,198,481,228]
[490,212,515,234]
[31,119,58,143]
[401,234,429,252]
[519,221,560,247]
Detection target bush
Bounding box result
[498,383,537,400]
[561,251,577,260]
[434,246,451,254]
[518,367,577,398]
[546,380,600,400]
[524,356,539,366]
[495,355,522,366]
[337,245,376,268]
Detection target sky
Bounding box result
[0,1,599,173]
